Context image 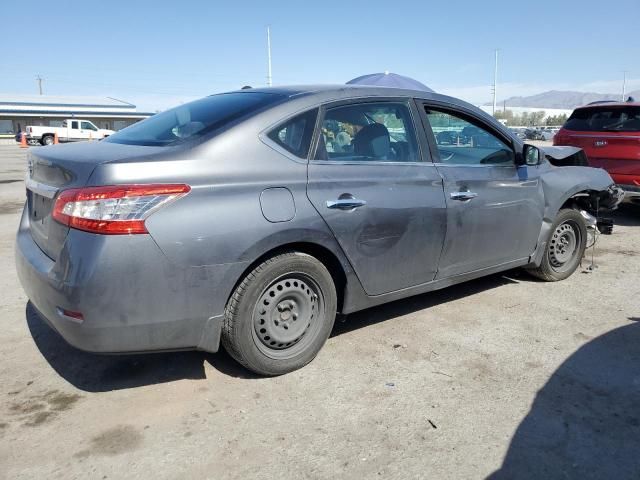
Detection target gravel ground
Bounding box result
[0,145,638,480]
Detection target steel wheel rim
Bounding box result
[252,273,325,359]
[548,220,580,272]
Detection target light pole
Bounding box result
[267,26,273,87]
[622,70,628,101]
[492,49,498,116]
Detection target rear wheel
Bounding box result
[526,209,587,281]
[222,252,337,376]
[41,135,54,146]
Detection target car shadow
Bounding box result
[332,271,522,337]
[609,203,640,227]
[25,302,258,392]
[488,318,640,479]
[26,271,527,391]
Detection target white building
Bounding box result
[0,94,154,140]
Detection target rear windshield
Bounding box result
[105,92,286,146]
[564,106,640,132]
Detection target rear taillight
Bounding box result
[52,184,190,235]
[553,132,566,145]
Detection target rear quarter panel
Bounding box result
[88,121,358,316]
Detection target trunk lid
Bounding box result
[26,141,168,260]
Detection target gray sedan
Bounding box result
[16,85,623,375]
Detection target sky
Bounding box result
[3,0,639,111]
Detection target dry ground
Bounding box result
[0,145,638,479]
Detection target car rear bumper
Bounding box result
[15,207,246,354]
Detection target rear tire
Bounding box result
[222,252,337,376]
[526,208,587,281]
[41,135,54,146]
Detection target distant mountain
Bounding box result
[493,90,640,109]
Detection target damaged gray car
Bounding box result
[16,85,624,375]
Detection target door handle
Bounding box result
[450,191,478,201]
[326,197,367,210]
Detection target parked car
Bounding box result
[15,85,623,375]
[540,128,559,141]
[554,101,640,203]
[509,128,527,140]
[525,128,545,140]
[23,119,114,146]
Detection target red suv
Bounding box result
[554,101,640,203]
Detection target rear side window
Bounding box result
[564,106,640,132]
[267,108,318,158]
[314,102,420,162]
[105,92,286,146]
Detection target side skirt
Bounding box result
[341,257,530,314]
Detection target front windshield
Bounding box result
[105,92,285,147]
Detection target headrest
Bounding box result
[353,123,390,159]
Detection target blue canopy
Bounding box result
[347,72,434,92]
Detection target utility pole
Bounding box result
[622,70,628,101]
[492,49,498,116]
[36,75,43,95]
[267,26,273,87]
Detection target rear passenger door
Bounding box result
[306,99,447,296]
[420,103,544,278]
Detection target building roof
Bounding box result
[0,94,135,109]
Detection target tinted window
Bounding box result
[105,92,285,146]
[81,121,97,131]
[564,106,640,132]
[71,121,78,129]
[267,108,318,158]
[314,102,419,162]
[425,109,514,165]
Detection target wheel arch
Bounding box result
[529,188,598,268]
[40,133,54,145]
[226,241,349,314]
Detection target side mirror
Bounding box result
[522,144,541,166]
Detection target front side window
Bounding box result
[105,92,285,147]
[267,108,318,158]
[564,106,640,132]
[81,121,98,131]
[315,102,419,162]
[425,109,514,165]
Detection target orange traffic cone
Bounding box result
[54,132,59,144]
[19,132,28,149]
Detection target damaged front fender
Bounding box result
[541,146,589,167]
[527,161,624,267]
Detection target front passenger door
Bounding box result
[422,106,544,279]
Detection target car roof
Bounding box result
[225,84,469,107]
[576,100,640,110]
[224,84,499,124]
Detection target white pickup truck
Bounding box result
[25,119,114,145]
